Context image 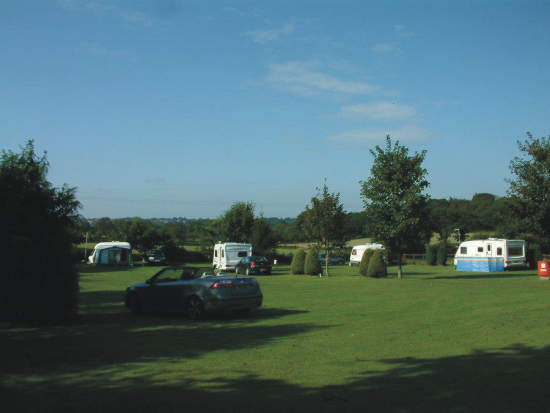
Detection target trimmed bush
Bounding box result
[367,249,387,278]
[304,248,322,275]
[359,249,375,277]
[290,248,306,274]
[437,242,447,266]
[425,244,437,266]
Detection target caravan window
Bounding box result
[497,247,503,256]
[352,249,357,256]
[238,251,248,257]
[460,247,467,254]
[214,250,218,258]
[477,247,483,252]
[221,250,224,258]
[508,246,523,256]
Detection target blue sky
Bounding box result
[2,0,549,218]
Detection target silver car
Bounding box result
[124,267,263,320]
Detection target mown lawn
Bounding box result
[2,264,549,412]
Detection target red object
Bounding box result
[538,260,550,277]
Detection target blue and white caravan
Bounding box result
[453,239,526,272]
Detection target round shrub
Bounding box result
[290,248,306,275]
[359,249,375,277]
[437,242,447,266]
[367,249,387,278]
[304,248,322,275]
[425,244,437,266]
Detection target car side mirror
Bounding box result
[146,279,153,285]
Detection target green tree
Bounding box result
[301,182,346,277]
[250,217,277,257]
[437,242,447,266]
[360,136,430,279]
[367,249,387,278]
[359,249,374,276]
[304,248,322,275]
[508,132,550,247]
[290,248,306,275]
[126,218,161,256]
[219,201,255,242]
[0,140,81,320]
[425,244,437,266]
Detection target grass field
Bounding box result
[2,264,550,412]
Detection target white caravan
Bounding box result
[213,242,253,272]
[349,243,385,266]
[88,241,133,266]
[454,238,526,272]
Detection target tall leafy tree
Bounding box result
[301,182,345,276]
[219,201,255,242]
[360,136,430,279]
[250,216,278,257]
[0,140,81,320]
[508,132,550,246]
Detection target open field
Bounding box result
[2,264,550,412]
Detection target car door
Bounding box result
[147,268,182,311]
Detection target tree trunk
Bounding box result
[325,247,329,277]
[397,253,403,279]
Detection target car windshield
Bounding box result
[250,256,268,262]
[153,267,198,282]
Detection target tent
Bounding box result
[88,242,133,266]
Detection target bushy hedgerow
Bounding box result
[359,249,375,277]
[304,248,322,275]
[290,248,306,274]
[437,242,447,266]
[425,244,437,266]
[367,249,387,278]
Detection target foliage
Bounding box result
[304,248,322,275]
[437,242,447,266]
[290,248,306,275]
[0,140,81,320]
[126,218,162,255]
[219,201,255,242]
[250,217,278,257]
[360,136,430,279]
[367,249,387,278]
[526,243,543,269]
[425,244,437,266]
[301,182,346,276]
[508,133,550,246]
[359,249,375,276]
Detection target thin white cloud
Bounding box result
[267,61,378,96]
[372,42,401,53]
[395,24,414,38]
[340,102,416,121]
[329,125,433,144]
[58,0,152,27]
[245,23,294,44]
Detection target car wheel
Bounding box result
[245,268,250,276]
[127,293,141,314]
[188,296,204,321]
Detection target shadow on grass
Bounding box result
[79,265,136,274]
[3,343,549,412]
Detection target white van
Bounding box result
[88,241,133,265]
[212,242,253,272]
[349,243,385,266]
[454,238,526,272]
